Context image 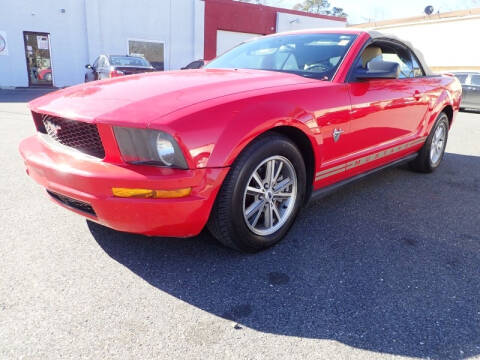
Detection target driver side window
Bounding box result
[362,43,415,79]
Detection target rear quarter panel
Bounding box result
[420,75,462,133]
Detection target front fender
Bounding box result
[207,98,318,168]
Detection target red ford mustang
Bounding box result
[19,29,461,252]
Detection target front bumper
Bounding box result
[19,135,229,237]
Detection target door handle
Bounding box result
[413,91,422,100]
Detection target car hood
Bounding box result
[29,69,316,127]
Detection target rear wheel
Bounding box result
[409,112,449,173]
[208,134,306,252]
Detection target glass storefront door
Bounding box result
[23,32,53,87]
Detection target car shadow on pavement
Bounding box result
[88,152,480,360]
[460,109,480,114]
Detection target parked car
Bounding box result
[452,72,480,110]
[20,29,461,252]
[181,59,205,70]
[38,68,52,82]
[85,55,155,82]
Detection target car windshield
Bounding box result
[109,56,151,67]
[205,33,356,80]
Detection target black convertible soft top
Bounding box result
[367,30,434,76]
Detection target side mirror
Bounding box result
[355,60,400,80]
[85,64,93,70]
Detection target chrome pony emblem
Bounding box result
[333,128,344,142]
[44,120,62,136]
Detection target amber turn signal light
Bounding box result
[112,187,191,199]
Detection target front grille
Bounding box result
[47,191,97,216]
[35,113,105,159]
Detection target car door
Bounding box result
[347,41,430,158]
[467,73,480,109]
[94,56,103,80]
[93,57,100,80]
[96,56,108,80]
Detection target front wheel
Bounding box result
[409,112,449,173]
[208,134,306,252]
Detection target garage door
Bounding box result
[216,30,261,56]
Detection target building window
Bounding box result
[128,40,165,71]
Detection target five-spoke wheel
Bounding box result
[208,134,306,252]
[243,156,297,236]
[409,111,449,173]
[430,121,447,166]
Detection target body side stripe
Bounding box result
[315,137,427,181]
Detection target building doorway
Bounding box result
[23,31,53,87]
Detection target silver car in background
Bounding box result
[454,72,480,111]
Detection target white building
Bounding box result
[0,0,345,88]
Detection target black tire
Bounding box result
[208,134,306,252]
[409,112,449,173]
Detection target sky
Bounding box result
[264,0,480,24]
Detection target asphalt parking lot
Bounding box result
[1,89,480,360]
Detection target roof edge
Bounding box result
[350,7,480,28]
[202,0,347,22]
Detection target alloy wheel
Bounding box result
[242,156,297,236]
[430,122,447,165]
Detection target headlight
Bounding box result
[156,133,175,166]
[113,126,188,169]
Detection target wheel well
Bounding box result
[442,105,454,128]
[269,126,315,203]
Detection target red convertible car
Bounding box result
[19,29,461,252]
